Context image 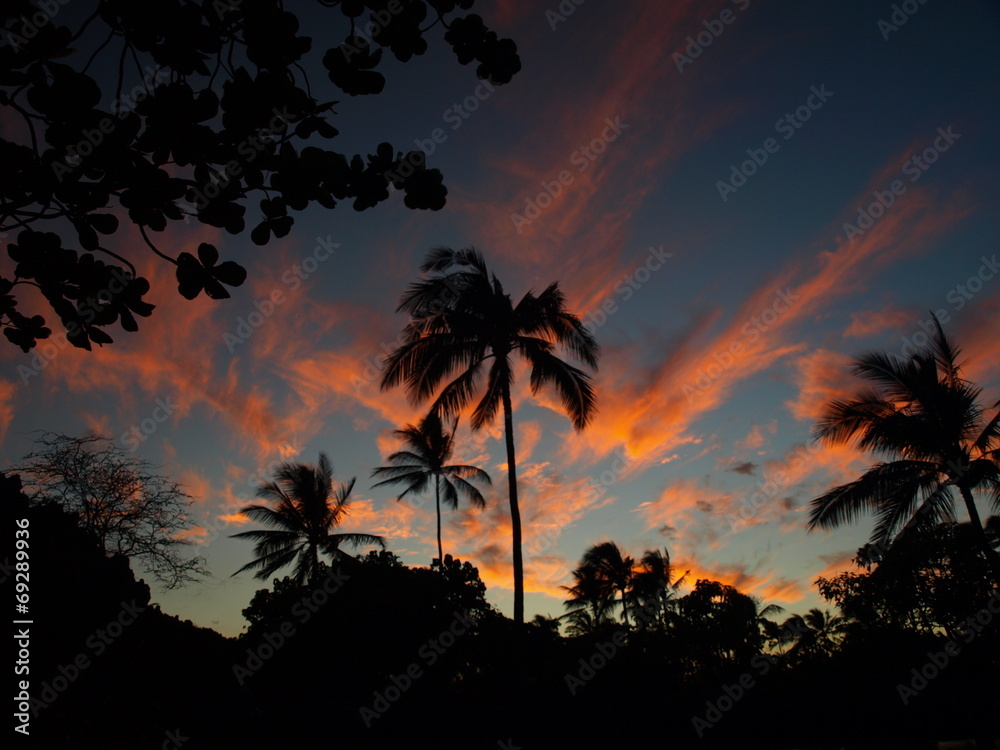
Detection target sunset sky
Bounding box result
[3,0,999,637]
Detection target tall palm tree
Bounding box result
[370,412,491,565]
[231,453,385,585]
[381,247,599,623]
[807,314,1000,582]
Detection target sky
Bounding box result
[3,0,999,637]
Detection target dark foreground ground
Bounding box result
[7,486,999,750]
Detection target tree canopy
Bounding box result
[0,1,520,353]
[15,431,207,587]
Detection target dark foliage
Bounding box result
[6,469,997,748]
[0,1,520,352]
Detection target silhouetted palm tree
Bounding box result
[370,413,491,564]
[628,547,688,631]
[777,608,848,662]
[381,247,599,623]
[807,314,1000,581]
[231,453,385,584]
[580,541,636,627]
[562,563,614,636]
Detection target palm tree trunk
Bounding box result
[502,385,524,625]
[308,543,319,584]
[620,587,630,628]
[958,483,1000,584]
[434,473,443,565]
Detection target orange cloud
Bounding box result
[784,348,856,423]
[811,550,863,584]
[843,308,912,338]
[0,380,18,444]
[735,421,777,454]
[670,558,807,607]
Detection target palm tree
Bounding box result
[370,412,491,565]
[381,247,599,623]
[231,453,385,584]
[578,541,636,627]
[777,608,848,662]
[807,314,1000,582]
[561,563,614,635]
[628,547,688,631]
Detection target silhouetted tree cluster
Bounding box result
[381,247,600,624]
[808,314,1000,583]
[6,266,999,747]
[1,472,232,749]
[15,432,207,587]
[6,465,998,748]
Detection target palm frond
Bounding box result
[521,339,597,430]
[470,355,510,430]
[807,460,937,531]
[322,532,386,550]
[448,475,488,508]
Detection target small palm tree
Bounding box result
[370,412,491,564]
[562,541,636,630]
[777,608,848,662]
[807,314,1000,582]
[562,562,613,633]
[231,453,385,584]
[580,541,636,627]
[381,247,599,624]
[628,547,688,631]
